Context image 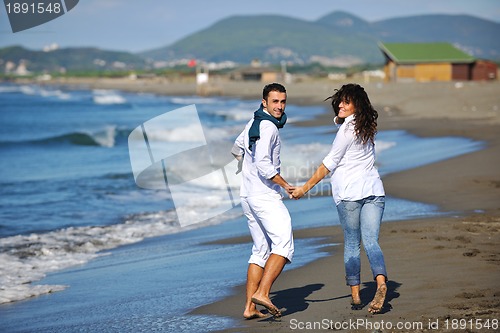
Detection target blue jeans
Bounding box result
[337,196,387,286]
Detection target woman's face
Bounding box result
[338,99,355,119]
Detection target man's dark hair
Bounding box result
[263,83,286,100]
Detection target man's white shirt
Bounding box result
[232,113,282,197]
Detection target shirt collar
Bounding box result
[345,114,355,122]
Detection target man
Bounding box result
[231,83,294,319]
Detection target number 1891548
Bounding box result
[5,2,62,14]
[444,318,498,330]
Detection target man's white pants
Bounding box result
[241,192,294,268]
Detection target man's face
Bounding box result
[262,91,286,119]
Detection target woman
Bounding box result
[292,83,387,314]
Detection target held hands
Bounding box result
[280,179,308,200]
[285,164,327,200]
[291,186,306,200]
[284,184,306,200]
[284,185,296,199]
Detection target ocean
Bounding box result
[0,83,484,332]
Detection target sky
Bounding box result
[1,0,499,53]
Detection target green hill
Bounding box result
[143,14,381,65]
[0,46,148,73]
[1,11,499,74]
[142,12,500,64]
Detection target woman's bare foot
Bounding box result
[243,309,267,320]
[251,295,282,318]
[368,284,387,314]
[351,296,363,310]
[350,285,362,310]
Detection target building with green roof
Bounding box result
[379,42,497,82]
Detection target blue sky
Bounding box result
[1,0,499,53]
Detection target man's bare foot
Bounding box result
[251,295,282,318]
[243,309,267,320]
[368,284,387,314]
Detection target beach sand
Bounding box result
[31,77,500,331]
[190,79,500,332]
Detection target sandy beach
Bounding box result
[189,79,499,332]
[23,77,500,332]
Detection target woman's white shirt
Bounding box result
[322,114,385,205]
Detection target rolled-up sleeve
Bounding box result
[254,121,279,180]
[231,129,245,156]
[322,125,353,172]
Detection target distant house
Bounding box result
[230,65,282,82]
[379,42,497,82]
[472,60,498,81]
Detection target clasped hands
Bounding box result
[285,185,307,200]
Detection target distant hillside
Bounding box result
[143,14,381,66]
[0,46,148,73]
[142,12,500,65]
[315,10,374,33]
[1,11,499,74]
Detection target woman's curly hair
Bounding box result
[325,83,378,145]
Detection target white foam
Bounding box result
[210,107,253,122]
[170,97,219,105]
[90,126,117,147]
[146,123,206,143]
[19,85,37,95]
[0,85,23,93]
[375,140,397,154]
[281,142,332,181]
[93,90,127,104]
[39,88,71,100]
[138,123,238,144]
[0,210,186,304]
[173,192,242,228]
[12,85,72,100]
[0,200,248,304]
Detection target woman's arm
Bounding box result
[292,163,330,199]
[292,120,352,199]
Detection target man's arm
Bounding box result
[270,173,295,197]
[232,152,243,174]
[231,130,245,173]
[255,123,295,196]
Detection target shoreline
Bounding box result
[8,78,500,331]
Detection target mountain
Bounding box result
[1,11,499,74]
[142,12,500,65]
[315,10,374,33]
[0,46,148,73]
[142,13,382,66]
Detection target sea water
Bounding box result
[0,83,483,332]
